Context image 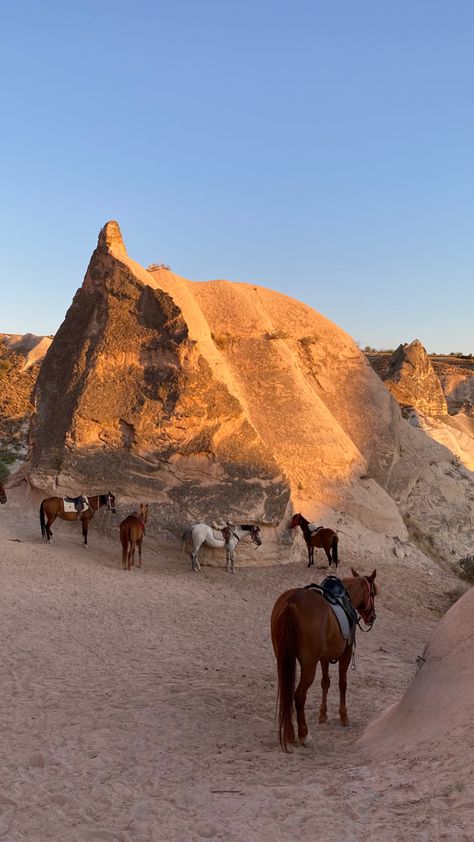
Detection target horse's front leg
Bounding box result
[191,549,200,572]
[319,660,330,723]
[338,647,352,726]
[81,516,88,548]
[137,538,143,568]
[294,660,317,745]
[307,544,313,567]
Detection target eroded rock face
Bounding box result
[0,334,52,476]
[384,341,448,415]
[26,223,474,563]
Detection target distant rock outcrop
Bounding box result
[367,344,474,472]
[26,223,474,563]
[0,334,52,479]
[384,340,448,415]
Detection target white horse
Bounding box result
[182,522,263,573]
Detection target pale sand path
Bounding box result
[0,496,470,841]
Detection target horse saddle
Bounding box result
[211,521,233,543]
[63,495,89,513]
[307,522,324,534]
[305,576,358,644]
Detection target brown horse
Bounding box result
[39,492,117,546]
[0,483,6,504]
[119,504,149,570]
[271,568,377,751]
[290,512,338,568]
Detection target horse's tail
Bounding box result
[181,527,192,550]
[39,501,47,539]
[332,533,339,567]
[273,601,298,751]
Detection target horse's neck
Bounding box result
[89,496,100,511]
[344,578,364,609]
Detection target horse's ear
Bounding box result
[350,566,360,578]
[368,569,377,581]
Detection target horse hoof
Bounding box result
[300,733,313,747]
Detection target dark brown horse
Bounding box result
[290,512,338,568]
[271,568,377,751]
[39,492,117,546]
[0,483,6,504]
[119,504,148,570]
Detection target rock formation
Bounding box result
[367,344,474,472]
[384,340,448,415]
[26,222,474,564]
[0,334,52,480]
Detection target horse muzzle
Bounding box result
[360,607,376,627]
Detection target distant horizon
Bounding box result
[1,2,473,355]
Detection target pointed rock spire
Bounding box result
[98,220,128,258]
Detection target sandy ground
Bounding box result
[0,494,471,842]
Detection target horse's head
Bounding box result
[289,513,301,529]
[349,567,377,627]
[107,491,117,513]
[250,525,263,547]
[139,503,149,523]
[0,484,6,504]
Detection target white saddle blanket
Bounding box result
[329,603,351,640]
[308,522,323,534]
[63,496,89,514]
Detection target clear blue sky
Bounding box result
[0,0,472,353]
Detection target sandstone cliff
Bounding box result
[26,223,473,564]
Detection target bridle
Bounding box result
[356,577,377,632]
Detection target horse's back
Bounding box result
[272,587,343,660]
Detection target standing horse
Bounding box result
[182,522,262,572]
[290,512,339,568]
[39,492,117,546]
[271,568,377,751]
[0,483,6,504]
[119,504,149,570]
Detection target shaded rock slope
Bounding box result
[26,223,473,563]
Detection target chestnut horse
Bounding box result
[39,492,117,546]
[290,512,338,568]
[271,568,377,751]
[0,483,6,504]
[119,504,149,570]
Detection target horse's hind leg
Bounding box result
[121,539,128,570]
[338,647,352,726]
[294,660,317,746]
[191,548,200,572]
[128,541,136,571]
[318,660,330,723]
[47,516,55,542]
